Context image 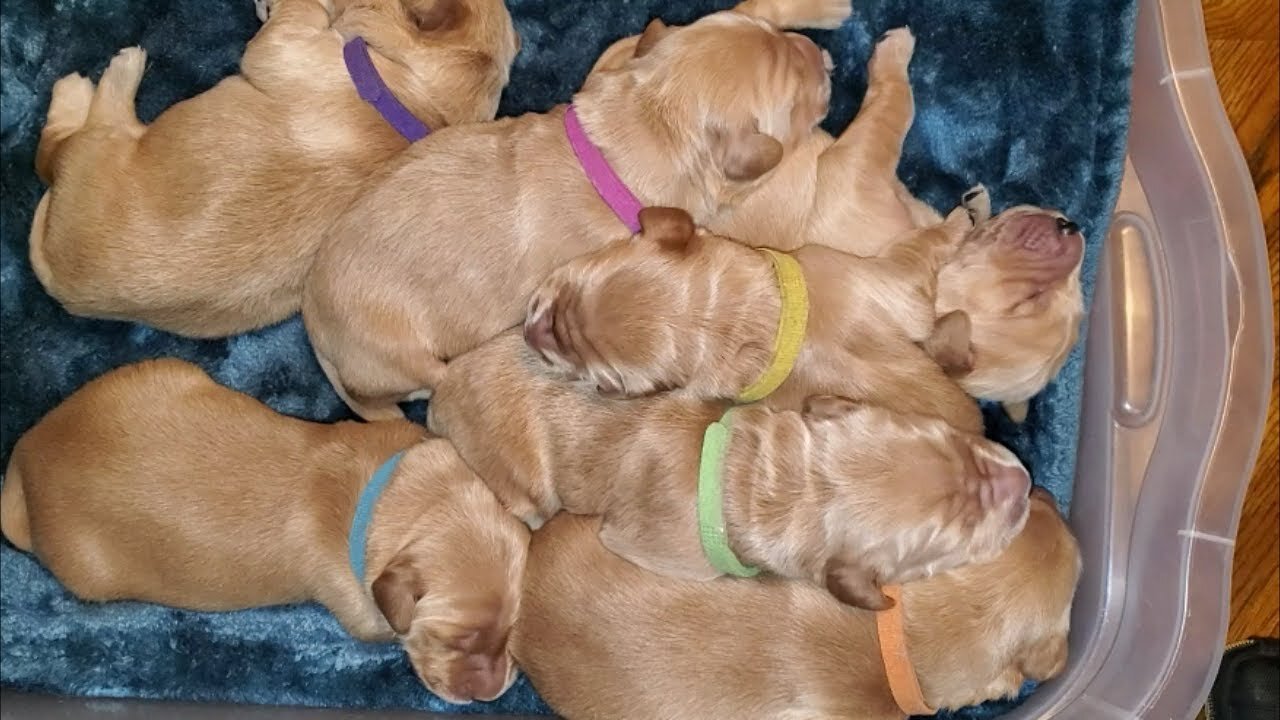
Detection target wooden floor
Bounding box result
[1200,0,1279,644]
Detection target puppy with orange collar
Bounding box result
[0,359,527,705]
[516,488,1080,720]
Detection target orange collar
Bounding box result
[876,585,936,717]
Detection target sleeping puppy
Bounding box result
[595,17,1085,421]
[427,332,1031,610]
[29,0,519,338]
[0,359,527,704]
[524,204,987,433]
[301,10,834,421]
[515,490,1080,720]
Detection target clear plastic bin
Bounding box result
[1,0,1272,718]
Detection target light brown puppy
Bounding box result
[29,0,519,338]
[524,204,986,433]
[427,332,1030,610]
[0,359,527,705]
[596,21,1085,421]
[515,491,1080,720]
[301,10,834,421]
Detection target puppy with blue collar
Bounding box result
[0,358,527,705]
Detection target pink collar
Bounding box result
[564,105,643,232]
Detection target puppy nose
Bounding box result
[1056,217,1080,235]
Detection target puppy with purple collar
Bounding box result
[29,0,518,338]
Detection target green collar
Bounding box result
[697,408,759,577]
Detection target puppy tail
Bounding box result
[1,455,33,552]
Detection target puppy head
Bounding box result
[801,396,1032,610]
[369,486,527,704]
[934,206,1085,405]
[340,0,520,124]
[524,207,772,398]
[582,12,832,194]
[911,489,1082,708]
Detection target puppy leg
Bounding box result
[257,0,333,31]
[877,206,970,274]
[869,207,971,343]
[240,0,336,84]
[813,28,915,205]
[254,0,274,23]
[733,0,852,29]
[962,184,992,224]
[86,47,146,136]
[1003,400,1030,424]
[315,354,409,422]
[34,73,94,183]
[0,461,32,552]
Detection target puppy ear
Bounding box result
[637,206,696,253]
[1017,634,1068,681]
[403,0,466,33]
[923,310,974,377]
[823,558,893,610]
[802,395,860,420]
[634,18,670,58]
[710,123,784,182]
[371,556,424,635]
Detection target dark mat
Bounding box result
[0,0,1136,715]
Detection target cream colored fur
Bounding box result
[29,0,518,338]
[0,359,528,704]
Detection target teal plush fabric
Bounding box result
[0,0,1136,716]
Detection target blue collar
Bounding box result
[349,451,406,583]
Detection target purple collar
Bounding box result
[564,105,643,232]
[343,37,430,142]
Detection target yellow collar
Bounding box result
[735,249,809,404]
[877,585,936,717]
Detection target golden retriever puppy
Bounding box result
[301,10,834,421]
[427,332,1031,610]
[595,20,1085,421]
[515,489,1080,720]
[524,205,986,433]
[0,359,527,704]
[29,0,519,338]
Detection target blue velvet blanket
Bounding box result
[0,0,1135,716]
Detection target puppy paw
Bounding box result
[47,73,94,128]
[735,0,850,29]
[937,206,973,253]
[801,0,853,29]
[254,0,273,22]
[962,184,992,224]
[869,27,914,77]
[104,46,147,84]
[1003,400,1030,424]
